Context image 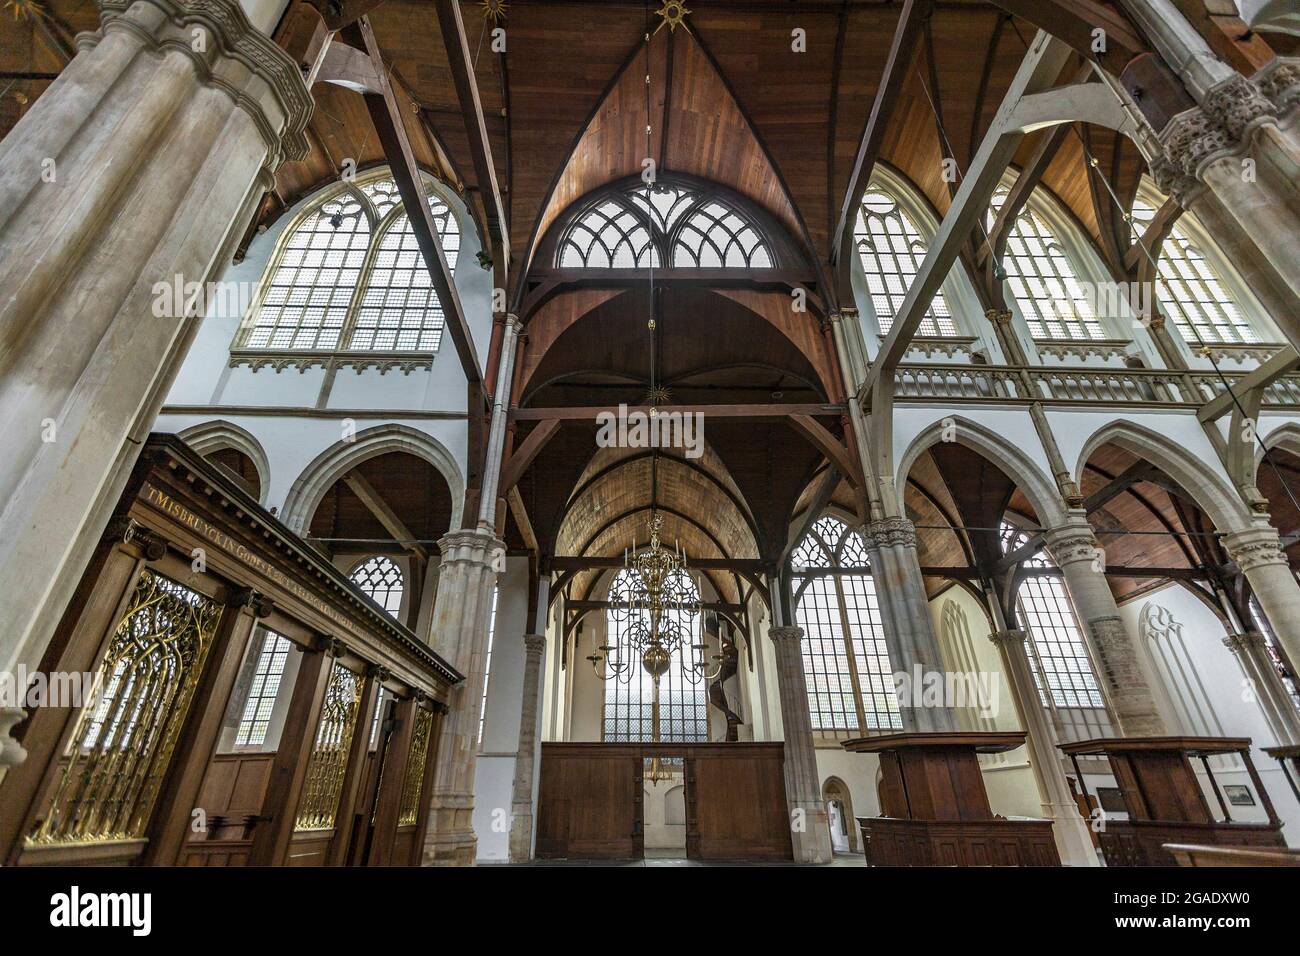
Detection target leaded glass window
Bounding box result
[241,170,460,352]
[791,515,901,735]
[1000,523,1105,708]
[602,568,708,742]
[234,628,292,747]
[991,189,1104,341]
[855,187,956,335]
[558,180,774,270]
[351,556,403,617]
[1130,197,1257,345]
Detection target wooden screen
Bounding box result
[686,744,791,861]
[536,746,640,860]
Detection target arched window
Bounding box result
[601,568,708,742]
[350,556,404,617]
[791,515,900,735]
[1130,196,1257,345]
[999,523,1104,711]
[241,170,460,352]
[855,186,956,336]
[558,181,774,269]
[992,189,1104,341]
[234,627,293,747]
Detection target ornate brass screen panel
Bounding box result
[294,660,362,831]
[397,706,434,826]
[28,570,223,845]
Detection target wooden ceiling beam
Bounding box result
[351,17,482,386]
[986,0,1147,73]
[499,419,561,493]
[832,0,931,302]
[432,0,510,285]
[788,415,861,488]
[510,403,842,422]
[550,556,768,572]
[341,469,429,560]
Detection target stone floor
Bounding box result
[524,851,868,867]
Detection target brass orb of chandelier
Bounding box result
[586,512,721,685]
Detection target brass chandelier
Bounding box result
[587,512,720,685]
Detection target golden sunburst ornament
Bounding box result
[6,0,45,21]
[480,0,507,24]
[654,0,691,34]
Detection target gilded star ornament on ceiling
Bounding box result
[654,0,691,34]
[6,0,45,20]
[480,0,507,25]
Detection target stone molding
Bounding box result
[93,0,312,167]
[436,528,506,570]
[864,517,917,550]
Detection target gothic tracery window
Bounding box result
[558,181,774,270]
[992,189,1105,341]
[241,170,460,352]
[792,515,900,735]
[350,556,404,617]
[855,186,957,336]
[1130,197,1257,345]
[601,568,709,742]
[1000,523,1105,709]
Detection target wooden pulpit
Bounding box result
[1059,736,1287,867]
[843,731,1060,866]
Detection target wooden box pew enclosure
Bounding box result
[843,732,1061,867]
[1059,737,1288,868]
[536,743,793,862]
[0,434,462,867]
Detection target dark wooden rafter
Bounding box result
[350,17,483,387]
[432,0,510,286]
[782,465,841,564]
[788,414,861,487]
[833,0,932,304]
[986,0,1147,73]
[499,419,561,495]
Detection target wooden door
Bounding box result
[536,745,639,860]
[687,744,792,861]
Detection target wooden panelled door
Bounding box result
[536,743,791,862]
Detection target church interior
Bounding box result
[5,0,1300,877]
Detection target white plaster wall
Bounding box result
[1118,582,1300,844]
[472,556,529,862]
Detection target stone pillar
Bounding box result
[768,626,833,864]
[988,630,1100,867]
[1148,59,1300,349]
[1223,632,1300,746]
[1221,525,1300,673]
[507,633,546,862]
[0,0,310,697]
[1044,515,1167,735]
[863,518,957,732]
[423,528,504,866]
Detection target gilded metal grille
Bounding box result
[294,660,362,831]
[397,706,434,826]
[28,570,223,845]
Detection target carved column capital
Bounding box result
[96,0,312,167]
[1043,519,1102,567]
[522,633,546,656]
[1255,57,1300,115]
[435,528,506,572]
[1222,527,1289,572]
[988,628,1029,649]
[864,517,917,550]
[985,308,1014,327]
[1222,630,1268,654]
[768,625,805,648]
[0,706,28,770]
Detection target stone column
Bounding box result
[768,626,833,864]
[0,0,310,696]
[1223,632,1300,746]
[988,630,1100,867]
[1044,515,1167,735]
[1222,525,1300,673]
[1148,59,1300,349]
[863,518,957,732]
[507,633,546,862]
[423,528,504,866]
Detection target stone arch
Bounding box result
[178,419,272,506]
[1075,420,1253,531]
[280,423,464,534]
[821,775,858,854]
[896,414,1068,529]
[1260,420,1300,462]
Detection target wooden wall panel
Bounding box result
[687,745,792,861]
[536,749,639,860]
